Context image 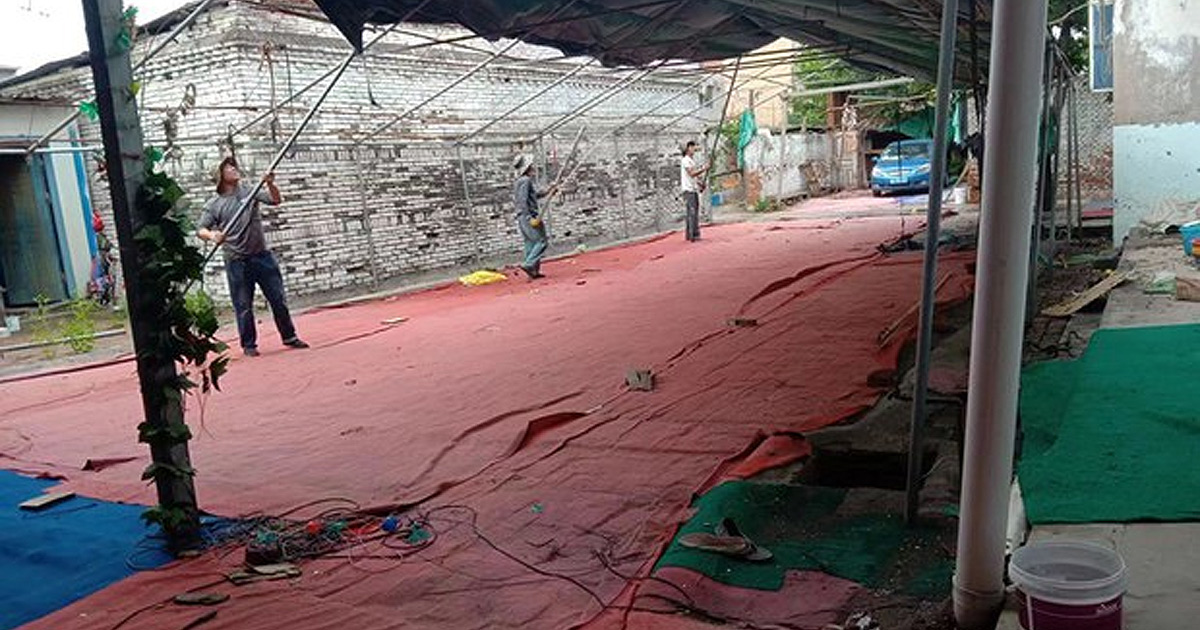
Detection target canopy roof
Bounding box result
[310,0,992,80]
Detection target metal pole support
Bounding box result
[82,0,199,542]
[904,0,960,526]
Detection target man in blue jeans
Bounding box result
[198,157,308,357]
[511,154,558,279]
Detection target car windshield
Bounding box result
[881,142,931,160]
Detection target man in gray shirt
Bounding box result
[512,154,558,279]
[197,157,307,357]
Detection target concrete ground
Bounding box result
[998,233,1200,629]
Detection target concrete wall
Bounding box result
[1112,0,1200,237]
[742,130,833,204]
[0,0,712,302]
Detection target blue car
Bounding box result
[870,139,938,196]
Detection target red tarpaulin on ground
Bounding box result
[2,214,974,630]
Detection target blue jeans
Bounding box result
[517,214,548,271]
[225,251,297,350]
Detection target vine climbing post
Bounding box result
[83,0,200,543]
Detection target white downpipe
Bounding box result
[953,0,1049,628]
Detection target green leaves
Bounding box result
[142,505,195,532]
[133,140,229,540]
[141,461,196,482]
[114,6,138,54]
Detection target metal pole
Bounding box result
[1069,81,1083,240]
[190,45,358,286]
[537,65,659,139]
[656,68,788,134]
[1048,65,1063,256]
[1070,79,1080,246]
[615,133,630,238]
[458,59,596,144]
[359,39,521,143]
[354,148,380,288]
[904,0,959,526]
[82,0,198,539]
[708,57,741,186]
[954,0,1049,626]
[1027,41,1054,321]
[30,0,217,154]
[777,113,788,203]
[455,144,482,262]
[609,73,713,133]
[229,20,407,140]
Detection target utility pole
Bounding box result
[82,0,199,543]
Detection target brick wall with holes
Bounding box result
[1,0,712,302]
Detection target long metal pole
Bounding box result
[1069,81,1083,240]
[706,57,741,198]
[905,0,959,526]
[610,73,714,133]
[455,144,482,262]
[228,20,406,140]
[457,59,596,144]
[1027,42,1054,321]
[29,0,218,154]
[536,65,659,139]
[82,0,199,539]
[1048,64,1064,256]
[358,39,521,143]
[954,0,1048,626]
[190,48,358,284]
[1070,79,1080,246]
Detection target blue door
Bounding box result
[0,155,69,306]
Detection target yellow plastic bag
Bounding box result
[458,270,509,286]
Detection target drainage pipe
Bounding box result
[953,0,1049,627]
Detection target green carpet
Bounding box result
[1019,324,1200,523]
[656,481,951,597]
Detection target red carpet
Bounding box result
[1,215,974,630]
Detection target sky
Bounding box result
[0,0,190,74]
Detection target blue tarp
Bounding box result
[0,471,171,630]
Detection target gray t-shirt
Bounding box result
[198,184,277,260]
[513,175,540,217]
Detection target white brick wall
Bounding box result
[1,0,714,301]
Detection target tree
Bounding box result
[1049,0,1090,72]
[789,56,934,130]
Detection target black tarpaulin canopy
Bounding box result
[309,0,991,79]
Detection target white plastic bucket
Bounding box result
[1009,541,1127,630]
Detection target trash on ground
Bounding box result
[458,270,508,286]
[1144,271,1176,295]
[19,491,75,511]
[625,369,655,391]
[1175,273,1200,302]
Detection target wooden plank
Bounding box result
[1042,269,1133,317]
[19,491,75,510]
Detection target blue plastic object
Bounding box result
[1180,221,1200,256]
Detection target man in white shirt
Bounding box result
[680,141,708,242]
